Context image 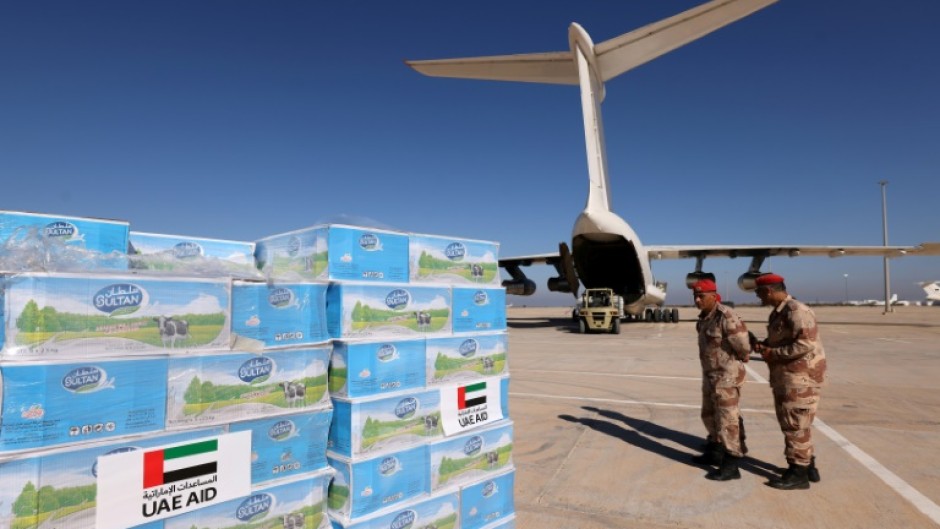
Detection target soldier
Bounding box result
[752,273,826,490]
[690,279,752,481]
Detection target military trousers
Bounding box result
[701,384,743,457]
[772,386,821,466]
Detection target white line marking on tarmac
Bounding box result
[814,419,940,525]
[509,391,773,415]
[514,369,700,381]
[878,337,914,344]
[744,365,940,525]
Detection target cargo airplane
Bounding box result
[407,0,940,321]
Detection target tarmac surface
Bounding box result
[506,305,940,529]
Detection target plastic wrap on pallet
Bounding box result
[452,287,507,334]
[167,347,331,429]
[409,233,500,286]
[256,225,409,283]
[327,283,452,339]
[426,333,508,386]
[227,409,333,486]
[329,491,458,529]
[231,281,329,351]
[330,338,426,399]
[329,390,442,458]
[0,272,231,359]
[163,469,334,529]
[0,356,168,453]
[460,469,515,529]
[127,231,263,280]
[0,210,129,272]
[429,421,513,493]
[327,444,429,521]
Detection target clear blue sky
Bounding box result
[2,1,938,305]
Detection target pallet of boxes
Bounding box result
[0,210,335,529]
[255,225,516,529]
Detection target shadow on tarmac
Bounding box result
[558,406,781,480]
[507,317,579,332]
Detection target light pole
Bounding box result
[843,273,849,304]
[879,180,892,314]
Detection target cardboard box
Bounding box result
[330,338,426,398]
[0,272,231,359]
[256,225,409,283]
[426,333,508,386]
[460,469,515,529]
[410,233,500,285]
[167,347,331,428]
[0,356,168,453]
[452,287,506,334]
[327,444,429,521]
[128,231,259,278]
[232,281,329,350]
[429,421,513,493]
[38,427,225,529]
[330,491,458,529]
[330,390,442,458]
[327,283,452,339]
[227,409,333,486]
[163,470,333,529]
[0,209,129,257]
[0,456,40,529]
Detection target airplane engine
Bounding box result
[548,276,574,293]
[503,278,536,296]
[685,272,716,289]
[737,272,764,291]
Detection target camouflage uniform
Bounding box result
[764,296,827,466]
[697,303,752,458]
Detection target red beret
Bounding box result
[755,273,785,286]
[691,279,717,293]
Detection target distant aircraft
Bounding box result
[922,281,940,305]
[846,294,903,307]
[407,0,940,322]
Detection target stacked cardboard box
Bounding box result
[255,225,515,529]
[0,211,335,529]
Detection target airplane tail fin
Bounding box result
[923,281,940,301]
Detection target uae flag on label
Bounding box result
[441,379,504,436]
[143,439,218,488]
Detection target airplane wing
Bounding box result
[499,253,561,266]
[645,242,940,260]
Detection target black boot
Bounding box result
[767,464,810,490]
[691,441,722,465]
[705,453,741,481]
[808,456,820,483]
[739,416,749,455]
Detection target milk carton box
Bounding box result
[410,234,500,286]
[167,347,330,428]
[164,470,333,529]
[227,409,333,486]
[429,421,514,492]
[0,273,231,358]
[460,469,515,529]
[128,231,259,278]
[327,283,452,339]
[256,225,409,283]
[0,209,129,256]
[0,456,40,529]
[330,339,426,398]
[330,492,458,529]
[0,356,168,452]
[327,445,429,521]
[426,333,508,386]
[330,390,442,457]
[39,427,225,529]
[452,287,506,334]
[232,281,329,351]
[500,376,510,418]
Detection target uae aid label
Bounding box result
[440,380,503,435]
[95,431,251,529]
